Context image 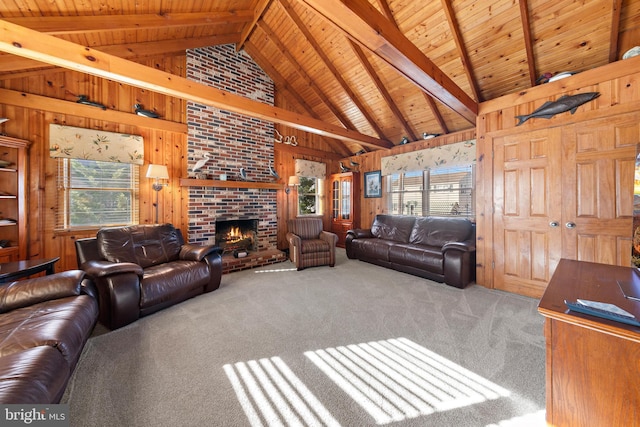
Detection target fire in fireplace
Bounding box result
[215,219,258,254]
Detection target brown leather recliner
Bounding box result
[75,223,223,330]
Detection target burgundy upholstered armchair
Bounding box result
[75,223,222,330]
[286,217,338,270]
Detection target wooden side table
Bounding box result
[0,257,60,284]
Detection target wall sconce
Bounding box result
[146,164,169,223]
[285,175,300,194]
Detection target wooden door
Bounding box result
[560,114,637,266]
[493,128,563,297]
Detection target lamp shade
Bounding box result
[146,164,169,180]
[288,176,300,186]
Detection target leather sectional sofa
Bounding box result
[345,215,476,288]
[76,223,223,330]
[0,270,98,403]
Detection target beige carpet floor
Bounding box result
[62,249,546,426]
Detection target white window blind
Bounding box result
[56,158,140,230]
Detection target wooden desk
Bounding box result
[538,259,640,426]
[0,257,60,284]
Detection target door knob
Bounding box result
[549,221,559,227]
[565,222,576,229]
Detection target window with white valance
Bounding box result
[381,140,476,176]
[382,141,477,219]
[50,124,143,230]
[293,159,326,215]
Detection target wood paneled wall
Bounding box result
[476,55,640,293]
[0,55,189,272]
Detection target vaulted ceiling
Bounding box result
[0,0,638,155]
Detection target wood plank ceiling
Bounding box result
[0,0,637,155]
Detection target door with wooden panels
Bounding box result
[493,128,563,297]
[560,113,637,266]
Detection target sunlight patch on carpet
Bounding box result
[254,268,298,273]
[305,337,511,425]
[224,357,340,427]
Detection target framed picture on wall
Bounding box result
[364,170,382,198]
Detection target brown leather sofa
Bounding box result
[345,215,476,288]
[75,223,223,330]
[0,270,98,403]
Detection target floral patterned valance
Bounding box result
[381,140,476,176]
[49,124,144,165]
[294,159,326,179]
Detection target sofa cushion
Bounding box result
[410,216,473,247]
[349,238,396,262]
[140,261,210,308]
[389,244,444,274]
[0,346,70,404]
[0,295,98,366]
[370,215,415,243]
[300,239,330,254]
[98,224,183,268]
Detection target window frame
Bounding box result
[386,164,475,219]
[56,158,140,231]
[296,176,324,216]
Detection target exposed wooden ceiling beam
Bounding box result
[422,93,449,135]
[299,0,477,124]
[609,0,623,62]
[350,41,417,141]
[2,11,253,34]
[237,0,274,52]
[0,34,241,73]
[245,40,354,157]
[0,19,391,150]
[375,0,449,136]
[518,0,537,87]
[279,0,388,141]
[441,0,481,102]
[257,21,358,132]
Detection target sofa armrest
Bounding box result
[0,270,85,313]
[179,244,221,262]
[81,260,143,278]
[346,228,374,239]
[319,231,338,246]
[442,240,476,253]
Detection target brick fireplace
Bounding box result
[185,45,286,273]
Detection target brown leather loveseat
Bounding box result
[0,270,98,403]
[76,223,223,330]
[345,215,476,288]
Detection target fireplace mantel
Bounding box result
[179,178,283,190]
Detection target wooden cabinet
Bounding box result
[538,259,640,426]
[0,136,28,262]
[330,172,359,247]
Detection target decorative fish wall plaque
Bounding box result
[515,92,600,126]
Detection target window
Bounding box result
[56,158,140,230]
[297,176,324,215]
[387,164,475,218]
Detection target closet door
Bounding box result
[560,113,638,265]
[493,128,563,297]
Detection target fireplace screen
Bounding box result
[215,219,258,254]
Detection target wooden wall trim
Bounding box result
[479,55,640,114]
[0,88,187,133]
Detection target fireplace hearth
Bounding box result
[215,219,259,254]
